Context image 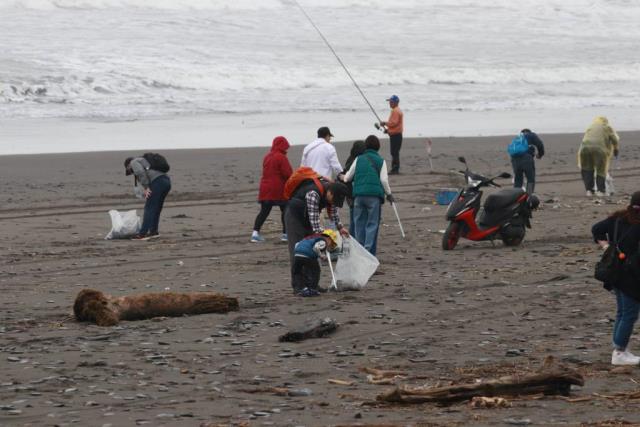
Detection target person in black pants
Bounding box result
[511,129,545,194]
[380,95,404,174]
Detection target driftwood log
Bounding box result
[74,289,239,326]
[377,357,584,405]
[278,317,338,342]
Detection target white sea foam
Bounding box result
[1,0,639,129]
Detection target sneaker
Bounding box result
[131,234,150,241]
[389,169,400,175]
[595,191,606,197]
[611,349,640,366]
[299,287,320,297]
[280,233,288,242]
[251,233,265,243]
[147,233,160,240]
[586,190,594,197]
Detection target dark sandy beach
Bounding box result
[2,132,640,426]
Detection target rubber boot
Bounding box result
[581,170,595,192]
[596,176,606,194]
[525,181,535,195]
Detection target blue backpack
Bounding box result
[507,133,529,157]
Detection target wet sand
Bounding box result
[2,132,640,426]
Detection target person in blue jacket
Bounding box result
[511,129,545,194]
[291,229,339,297]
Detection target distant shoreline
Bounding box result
[1,107,639,156]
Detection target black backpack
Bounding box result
[142,152,170,173]
[594,219,632,285]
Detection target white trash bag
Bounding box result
[105,209,140,240]
[334,238,379,290]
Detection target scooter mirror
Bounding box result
[458,156,467,164]
[499,172,512,179]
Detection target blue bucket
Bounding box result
[436,189,458,205]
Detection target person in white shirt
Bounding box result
[301,126,343,181]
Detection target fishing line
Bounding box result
[291,0,384,126]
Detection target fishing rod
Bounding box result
[291,0,386,129]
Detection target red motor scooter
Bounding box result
[442,156,539,250]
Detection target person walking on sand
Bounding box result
[592,191,640,365]
[379,95,403,175]
[341,135,393,256]
[509,129,545,194]
[124,155,172,240]
[284,177,350,263]
[579,116,619,197]
[301,126,343,181]
[251,136,293,243]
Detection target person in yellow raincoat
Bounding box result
[578,116,619,196]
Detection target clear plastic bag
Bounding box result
[334,238,379,290]
[606,173,615,196]
[105,209,140,240]
[134,184,145,200]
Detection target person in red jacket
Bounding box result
[251,136,293,243]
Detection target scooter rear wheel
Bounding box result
[442,221,461,250]
[501,225,525,247]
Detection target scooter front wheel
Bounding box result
[442,221,461,250]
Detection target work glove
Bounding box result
[386,194,395,204]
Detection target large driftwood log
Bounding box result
[377,358,584,405]
[278,317,338,342]
[74,289,239,326]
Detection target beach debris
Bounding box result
[328,378,354,386]
[360,367,407,385]
[470,396,511,409]
[73,289,239,326]
[376,357,584,405]
[278,317,338,342]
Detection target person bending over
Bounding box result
[291,229,339,297]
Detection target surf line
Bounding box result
[291,0,385,130]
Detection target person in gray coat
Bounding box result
[124,156,171,240]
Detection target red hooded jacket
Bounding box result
[258,136,293,202]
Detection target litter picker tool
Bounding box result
[326,252,338,290]
[425,138,433,171]
[291,0,385,131]
[391,202,406,239]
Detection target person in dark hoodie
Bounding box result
[592,191,640,365]
[343,140,367,235]
[251,136,293,243]
[511,129,545,194]
[124,156,172,240]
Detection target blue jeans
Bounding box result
[140,175,171,235]
[613,288,640,350]
[353,196,381,256]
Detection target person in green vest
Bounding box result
[341,135,394,255]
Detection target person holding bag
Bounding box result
[592,191,640,365]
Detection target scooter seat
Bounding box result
[483,188,525,212]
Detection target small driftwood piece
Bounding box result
[278,317,338,342]
[377,357,584,405]
[74,289,239,326]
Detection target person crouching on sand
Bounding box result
[292,229,339,297]
[579,116,619,197]
[251,136,293,243]
[124,156,171,240]
[592,191,640,365]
